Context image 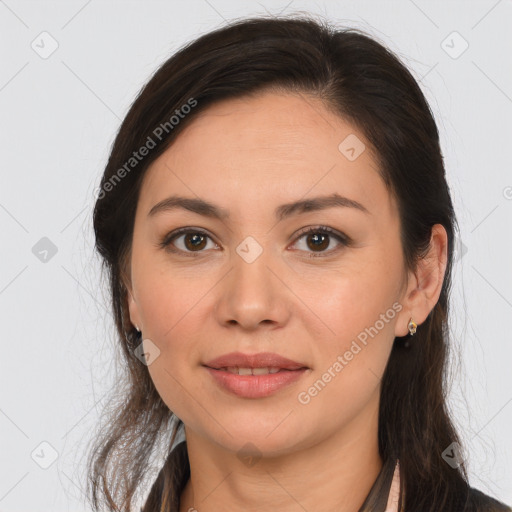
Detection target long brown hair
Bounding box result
[87,13,509,512]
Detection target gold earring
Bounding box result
[407,318,417,336]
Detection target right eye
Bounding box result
[158,228,220,256]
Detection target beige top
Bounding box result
[385,460,401,512]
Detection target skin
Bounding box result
[126,91,448,512]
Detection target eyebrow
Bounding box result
[147,193,370,221]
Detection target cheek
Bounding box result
[296,293,395,429]
[132,258,214,404]
[137,279,202,421]
[295,262,398,400]
[301,267,397,346]
[134,256,207,341]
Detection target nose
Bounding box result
[214,246,292,331]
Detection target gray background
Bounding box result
[0,0,511,510]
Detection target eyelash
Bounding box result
[158,225,350,258]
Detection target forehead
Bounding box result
[139,91,395,222]
[174,91,364,157]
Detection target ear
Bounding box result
[395,224,449,337]
[121,265,142,331]
[127,286,142,331]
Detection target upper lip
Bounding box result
[203,351,308,370]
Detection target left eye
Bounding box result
[291,226,348,257]
[159,225,349,257]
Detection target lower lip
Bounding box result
[204,367,308,398]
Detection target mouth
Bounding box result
[204,366,307,376]
[202,351,309,372]
[203,365,309,398]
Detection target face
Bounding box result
[127,91,411,457]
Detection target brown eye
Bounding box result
[292,226,349,257]
[305,232,330,251]
[182,232,208,251]
[160,228,217,255]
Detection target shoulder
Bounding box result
[466,486,512,511]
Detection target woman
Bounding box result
[87,14,511,512]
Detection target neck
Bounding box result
[179,392,383,512]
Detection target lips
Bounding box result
[203,351,308,371]
[205,366,308,398]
